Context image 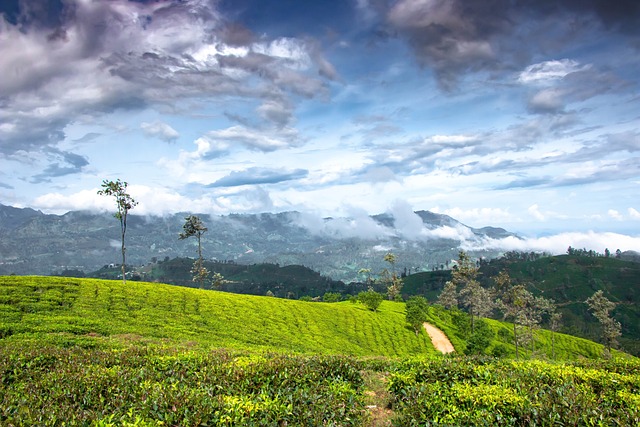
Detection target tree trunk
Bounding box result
[514,322,519,359]
[121,215,127,284]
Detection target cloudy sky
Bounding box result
[1,0,639,251]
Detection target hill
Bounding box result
[0,203,515,281]
[0,275,614,361]
[403,254,640,356]
[0,275,433,356]
[2,275,637,426]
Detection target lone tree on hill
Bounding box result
[358,288,384,312]
[98,179,138,284]
[179,215,209,288]
[405,296,429,335]
[586,290,621,356]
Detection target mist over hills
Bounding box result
[0,203,517,281]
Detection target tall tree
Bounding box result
[179,215,209,288]
[549,309,563,360]
[495,270,556,358]
[437,281,458,309]
[382,252,403,300]
[586,290,621,355]
[453,251,492,333]
[98,179,138,284]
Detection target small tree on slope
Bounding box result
[586,290,621,356]
[179,215,209,288]
[98,179,138,284]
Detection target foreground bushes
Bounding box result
[388,356,640,426]
[2,341,639,426]
[0,344,365,426]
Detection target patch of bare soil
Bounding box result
[363,371,394,427]
[423,322,455,354]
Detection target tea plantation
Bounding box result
[1,276,638,426]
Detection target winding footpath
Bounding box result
[423,322,455,354]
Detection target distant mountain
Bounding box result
[0,204,518,281]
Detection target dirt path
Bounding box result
[423,323,455,354]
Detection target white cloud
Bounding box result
[629,207,640,220]
[465,231,640,254]
[518,59,591,85]
[141,121,179,142]
[608,209,623,220]
[431,206,516,226]
[528,204,545,221]
[528,88,564,113]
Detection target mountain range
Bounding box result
[0,204,516,281]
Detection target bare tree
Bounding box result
[382,252,403,300]
[98,179,138,284]
[437,281,459,309]
[586,290,621,356]
[452,251,493,333]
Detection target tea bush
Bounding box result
[388,357,640,426]
[0,344,367,426]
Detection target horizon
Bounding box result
[1,0,639,246]
[2,201,639,256]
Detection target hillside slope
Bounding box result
[403,254,640,356]
[0,276,615,361]
[0,276,434,357]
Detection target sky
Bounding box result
[1,0,639,253]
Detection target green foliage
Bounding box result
[323,292,342,302]
[0,276,434,357]
[464,319,493,355]
[0,345,367,426]
[144,257,347,299]
[358,289,384,312]
[483,254,640,356]
[405,296,429,335]
[586,289,621,354]
[179,215,210,288]
[388,357,640,426]
[97,179,138,284]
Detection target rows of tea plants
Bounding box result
[387,356,640,426]
[0,343,368,426]
[0,276,435,356]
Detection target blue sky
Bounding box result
[1,0,639,253]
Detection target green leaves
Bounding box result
[388,358,640,426]
[0,346,367,426]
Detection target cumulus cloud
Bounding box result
[608,209,623,220]
[31,184,275,216]
[0,0,334,160]
[629,208,640,219]
[141,121,179,143]
[383,0,639,90]
[527,88,565,114]
[528,204,545,221]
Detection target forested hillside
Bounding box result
[404,254,640,356]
